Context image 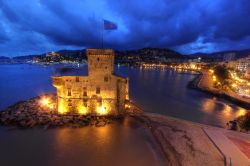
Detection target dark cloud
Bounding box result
[0,24,9,43]
[0,0,250,56]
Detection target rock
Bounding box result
[90,120,96,125]
[54,120,60,125]
[0,94,117,129]
[71,124,80,128]
[62,118,69,124]
[17,114,26,121]
[86,115,92,120]
[106,119,112,124]
[95,121,106,127]
[27,119,36,128]
[19,120,27,128]
[79,121,88,127]
[43,124,50,130]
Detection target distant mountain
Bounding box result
[0,56,10,60]
[188,48,250,60]
[12,47,185,62]
[116,47,184,58]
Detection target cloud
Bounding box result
[0,0,250,56]
[0,25,9,43]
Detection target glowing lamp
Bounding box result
[237,109,246,117]
[48,104,54,109]
[78,106,87,115]
[209,69,214,74]
[212,76,216,81]
[40,98,50,106]
[231,84,237,88]
[97,105,108,115]
[58,101,66,114]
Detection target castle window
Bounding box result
[97,57,100,61]
[83,87,87,96]
[97,98,102,104]
[104,76,108,82]
[96,87,100,94]
[68,88,71,96]
[76,77,79,82]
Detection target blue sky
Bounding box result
[0,0,250,57]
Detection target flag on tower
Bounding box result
[104,19,118,30]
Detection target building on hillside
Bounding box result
[225,55,250,71]
[223,52,235,62]
[245,65,250,79]
[45,51,62,62]
[52,49,129,115]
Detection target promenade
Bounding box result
[138,113,250,166]
[197,71,250,107]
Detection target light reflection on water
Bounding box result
[0,64,247,127]
[200,97,247,126]
[0,118,164,166]
[115,66,247,127]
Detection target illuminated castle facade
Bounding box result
[52,49,129,115]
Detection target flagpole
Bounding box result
[101,19,103,49]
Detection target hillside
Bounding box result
[11,48,185,63]
[189,48,250,60]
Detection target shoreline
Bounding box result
[188,71,250,110]
[1,95,250,165]
[0,94,120,129]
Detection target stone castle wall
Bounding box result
[52,49,129,115]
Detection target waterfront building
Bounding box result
[245,65,250,79]
[223,52,235,62]
[45,51,62,62]
[226,55,250,71]
[52,49,129,115]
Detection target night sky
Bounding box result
[1,0,250,57]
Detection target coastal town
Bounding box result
[2,47,249,106]
[0,48,250,165]
[1,1,250,165]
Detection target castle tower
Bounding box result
[87,49,114,77]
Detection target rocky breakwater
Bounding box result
[0,95,115,129]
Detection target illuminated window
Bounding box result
[96,87,100,94]
[83,91,87,96]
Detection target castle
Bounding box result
[52,49,129,115]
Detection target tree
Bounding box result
[214,65,230,89]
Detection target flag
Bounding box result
[104,19,118,30]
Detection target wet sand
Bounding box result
[134,113,225,166]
